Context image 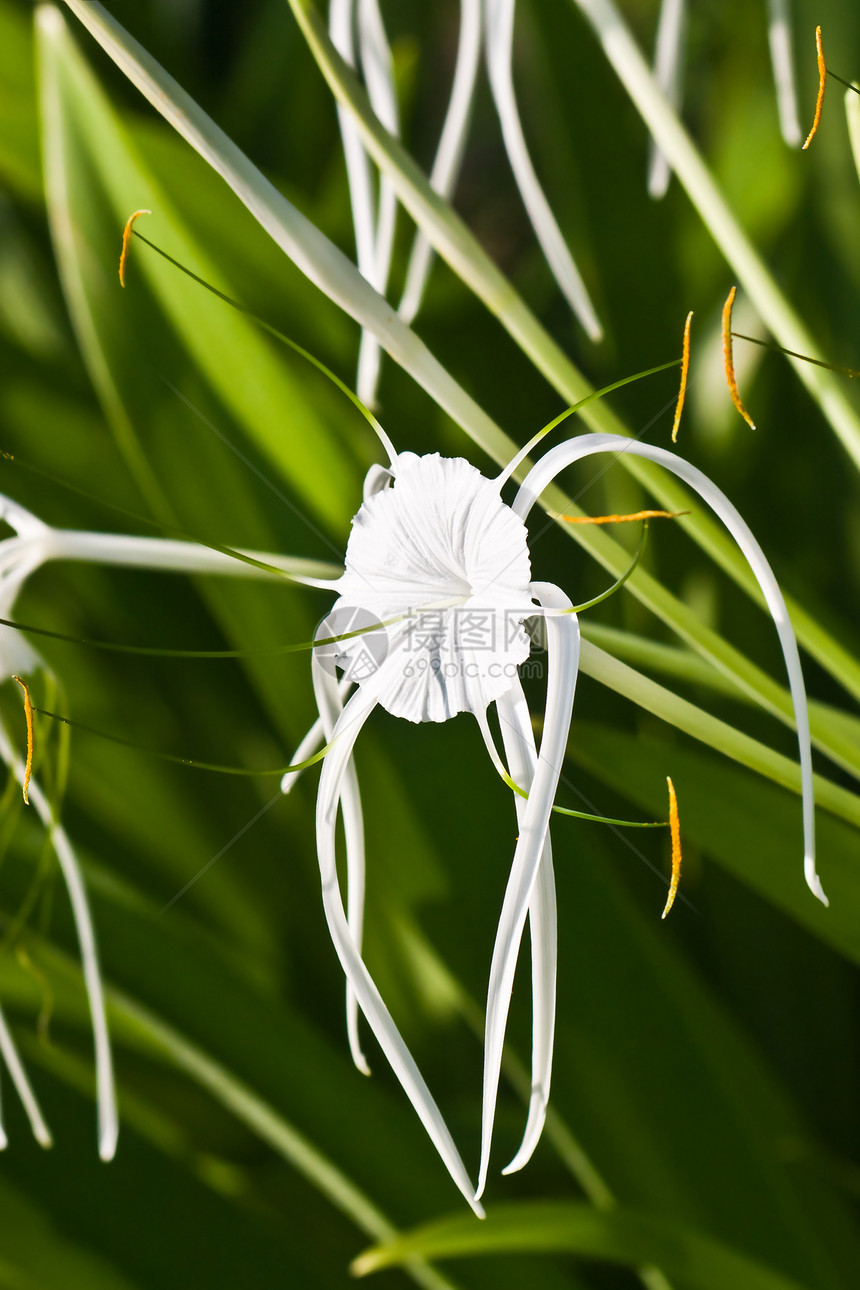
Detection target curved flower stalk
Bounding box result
[0,494,342,1159]
[273,415,824,1207]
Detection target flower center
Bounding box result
[330,453,535,722]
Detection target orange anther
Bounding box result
[118,209,152,287]
[722,287,756,430]
[661,776,682,919]
[559,509,686,525]
[802,27,826,150]
[672,310,693,443]
[12,675,33,805]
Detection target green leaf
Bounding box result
[578,640,860,830]
[353,1202,809,1289]
[38,4,357,529]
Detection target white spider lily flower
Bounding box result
[0,496,339,1160]
[281,425,823,1208]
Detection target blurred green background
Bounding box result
[1,0,859,1286]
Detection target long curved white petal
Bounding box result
[476,583,579,1200]
[399,0,482,324]
[280,675,353,797]
[330,0,377,280]
[766,0,802,148]
[356,0,400,407]
[312,647,369,1074]
[0,1001,52,1148]
[484,0,603,341]
[647,0,687,199]
[496,679,557,1176]
[44,529,342,589]
[0,550,50,681]
[514,433,825,905]
[317,682,482,1213]
[0,718,117,1159]
[0,494,50,540]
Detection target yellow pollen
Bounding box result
[802,27,826,150]
[662,776,682,919]
[722,287,756,430]
[558,510,686,525]
[672,310,693,443]
[12,675,33,805]
[119,209,152,287]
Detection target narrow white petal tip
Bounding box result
[471,1198,486,1220]
[805,859,828,907]
[38,1128,54,1150]
[501,1114,546,1176]
[352,1051,372,1077]
[99,1121,118,1162]
[0,1132,7,1151]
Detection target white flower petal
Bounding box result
[46,530,341,588]
[330,0,377,280]
[317,683,483,1213]
[647,0,687,199]
[399,0,482,324]
[280,676,353,797]
[514,433,825,904]
[476,584,579,1200]
[766,0,802,148]
[0,717,117,1159]
[485,0,603,341]
[497,689,557,1166]
[356,0,401,407]
[335,453,534,721]
[312,645,369,1075]
[0,1001,52,1148]
[496,680,557,1176]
